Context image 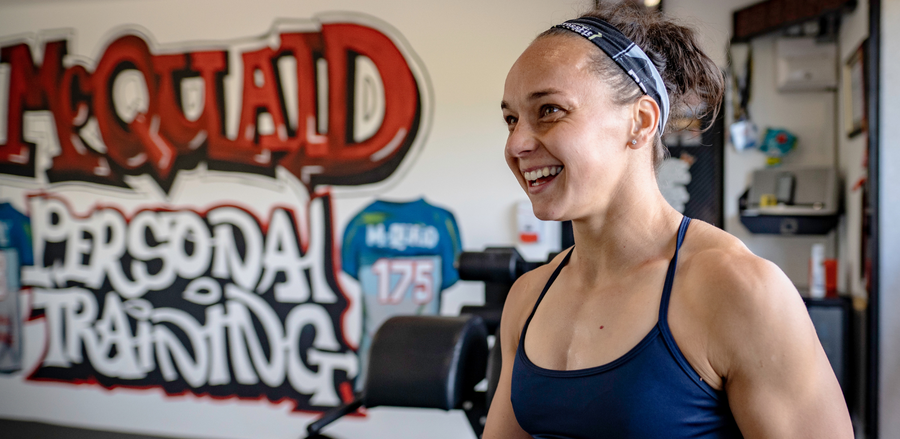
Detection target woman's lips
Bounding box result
[524,165,563,187]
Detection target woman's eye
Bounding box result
[505,115,517,126]
[540,105,560,118]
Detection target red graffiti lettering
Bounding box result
[280,23,420,186]
[0,18,427,192]
[0,41,65,175]
[48,64,115,184]
[153,53,204,155]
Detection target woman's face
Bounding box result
[502,35,637,222]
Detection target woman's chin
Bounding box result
[531,205,566,222]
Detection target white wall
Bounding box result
[879,1,900,438]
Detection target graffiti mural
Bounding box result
[0,14,430,412]
[0,20,422,190]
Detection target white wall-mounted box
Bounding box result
[776,37,838,92]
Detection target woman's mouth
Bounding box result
[524,166,563,187]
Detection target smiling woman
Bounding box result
[485,1,854,439]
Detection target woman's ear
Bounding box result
[629,95,660,149]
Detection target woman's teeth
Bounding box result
[524,166,563,186]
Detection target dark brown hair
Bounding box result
[538,1,725,169]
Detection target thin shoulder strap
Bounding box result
[658,216,691,324]
[519,247,575,345]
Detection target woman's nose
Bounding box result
[505,123,539,158]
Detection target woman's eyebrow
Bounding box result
[527,89,562,100]
[501,89,563,110]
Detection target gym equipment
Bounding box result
[303,247,547,438]
[457,247,545,332]
[458,247,545,416]
[305,315,488,438]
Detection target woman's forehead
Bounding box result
[504,36,599,101]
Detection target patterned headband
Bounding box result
[553,17,670,133]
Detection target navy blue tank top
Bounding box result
[511,217,743,438]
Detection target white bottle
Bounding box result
[809,243,826,299]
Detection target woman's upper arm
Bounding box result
[482,273,537,439]
[707,255,853,439]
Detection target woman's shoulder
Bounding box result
[677,220,810,371]
[675,221,841,408]
[679,219,797,305]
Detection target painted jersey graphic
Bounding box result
[0,13,432,412]
[0,203,32,373]
[341,199,461,387]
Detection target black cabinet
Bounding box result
[804,297,853,400]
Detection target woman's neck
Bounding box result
[569,172,683,283]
